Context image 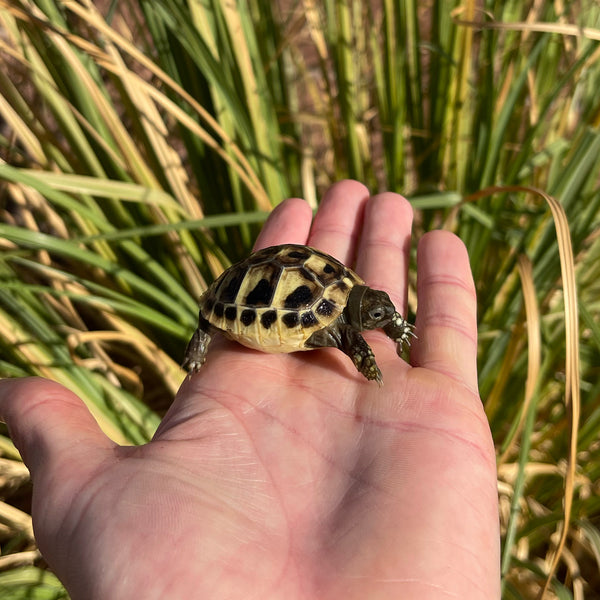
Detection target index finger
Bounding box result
[354,192,413,315]
[411,231,479,394]
[253,197,313,250]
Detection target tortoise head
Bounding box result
[346,285,397,331]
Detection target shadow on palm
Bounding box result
[162,328,412,437]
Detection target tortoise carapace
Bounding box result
[183,244,415,384]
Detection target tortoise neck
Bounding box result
[345,285,369,330]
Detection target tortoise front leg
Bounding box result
[383,312,416,357]
[306,325,383,385]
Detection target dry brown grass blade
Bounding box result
[453,13,600,42]
[0,307,131,444]
[66,317,184,396]
[64,0,270,210]
[497,255,541,467]
[466,185,581,598]
[0,0,271,210]
[537,193,580,599]
[483,314,526,422]
[0,500,34,540]
[0,549,41,569]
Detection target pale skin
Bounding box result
[0,181,500,599]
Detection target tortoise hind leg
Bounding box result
[306,325,383,385]
[182,314,213,373]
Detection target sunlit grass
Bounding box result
[0,0,599,597]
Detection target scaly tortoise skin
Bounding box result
[183,243,415,384]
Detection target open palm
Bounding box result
[0,181,500,599]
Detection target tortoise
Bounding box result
[182,243,415,384]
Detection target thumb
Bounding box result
[0,377,113,478]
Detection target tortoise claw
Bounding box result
[383,312,416,356]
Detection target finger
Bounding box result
[307,179,370,264]
[253,197,313,250]
[354,192,413,313]
[411,231,479,393]
[0,377,112,477]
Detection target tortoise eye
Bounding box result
[369,309,384,320]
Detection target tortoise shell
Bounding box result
[198,244,363,353]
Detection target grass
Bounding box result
[0,0,599,597]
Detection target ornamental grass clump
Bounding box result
[0,1,599,597]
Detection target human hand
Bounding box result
[0,180,500,599]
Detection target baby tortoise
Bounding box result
[183,244,414,384]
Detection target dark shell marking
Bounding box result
[260,310,277,329]
[198,244,362,352]
[240,309,256,326]
[284,284,315,309]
